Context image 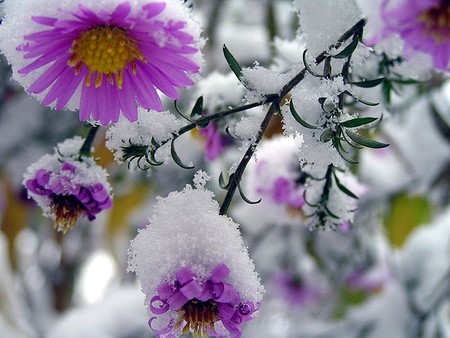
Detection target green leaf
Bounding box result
[219,172,232,190]
[290,101,318,129]
[382,80,392,104]
[238,182,261,205]
[333,172,358,199]
[147,150,163,166]
[384,194,433,248]
[190,96,204,118]
[174,100,194,123]
[344,91,380,107]
[331,37,359,59]
[340,117,378,128]
[170,139,194,169]
[225,126,241,141]
[334,139,359,164]
[303,50,327,77]
[320,129,334,143]
[223,45,243,81]
[389,78,418,85]
[350,78,385,88]
[345,130,389,149]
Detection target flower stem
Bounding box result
[219,101,280,215]
[218,18,367,216]
[79,125,99,158]
[177,100,270,137]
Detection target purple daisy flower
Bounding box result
[0,0,202,125]
[149,264,259,338]
[23,137,112,233]
[382,0,450,70]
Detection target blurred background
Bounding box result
[0,1,449,337]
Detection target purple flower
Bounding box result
[199,123,225,161]
[271,272,319,308]
[149,263,259,338]
[382,0,450,70]
[5,1,202,125]
[23,137,112,233]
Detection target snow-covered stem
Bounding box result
[279,18,366,100]
[79,125,99,158]
[177,100,270,136]
[218,18,367,216]
[219,101,280,215]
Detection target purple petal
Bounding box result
[214,283,238,303]
[140,63,179,99]
[149,296,170,315]
[130,68,163,111]
[179,279,203,299]
[117,74,138,121]
[110,2,131,22]
[79,81,96,121]
[56,67,85,110]
[176,267,194,286]
[166,291,188,310]
[142,2,166,19]
[32,16,58,27]
[148,317,174,335]
[157,284,176,300]
[210,263,230,283]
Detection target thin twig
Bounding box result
[177,100,269,136]
[79,125,99,158]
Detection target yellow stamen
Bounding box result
[417,2,450,44]
[51,197,85,234]
[176,300,219,338]
[68,26,146,89]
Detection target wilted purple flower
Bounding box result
[23,137,112,233]
[382,0,450,70]
[128,182,264,338]
[149,263,259,338]
[199,123,225,161]
[271,272,319,308]
[1,0,203,124]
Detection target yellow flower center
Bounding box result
[68,26,146,89]
[418,1,450,43]
[52,196,85,234]
[175,300,219,338]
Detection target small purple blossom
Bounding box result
[271,272,319,308]
[256,170,305,210]
[199,123,225,161]
[23,137,112,233]
[149,263,259,338]
[7,1,202,124]
[382,0,450,70]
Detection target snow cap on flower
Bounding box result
[0,0,203,125]
[105,108,183,165]
[128,173,264,337]
[23,136,112,233]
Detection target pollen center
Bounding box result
[68,26,146,89]
[51,195,85,234]
[418,2,450,43]
[177,300,219,338]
